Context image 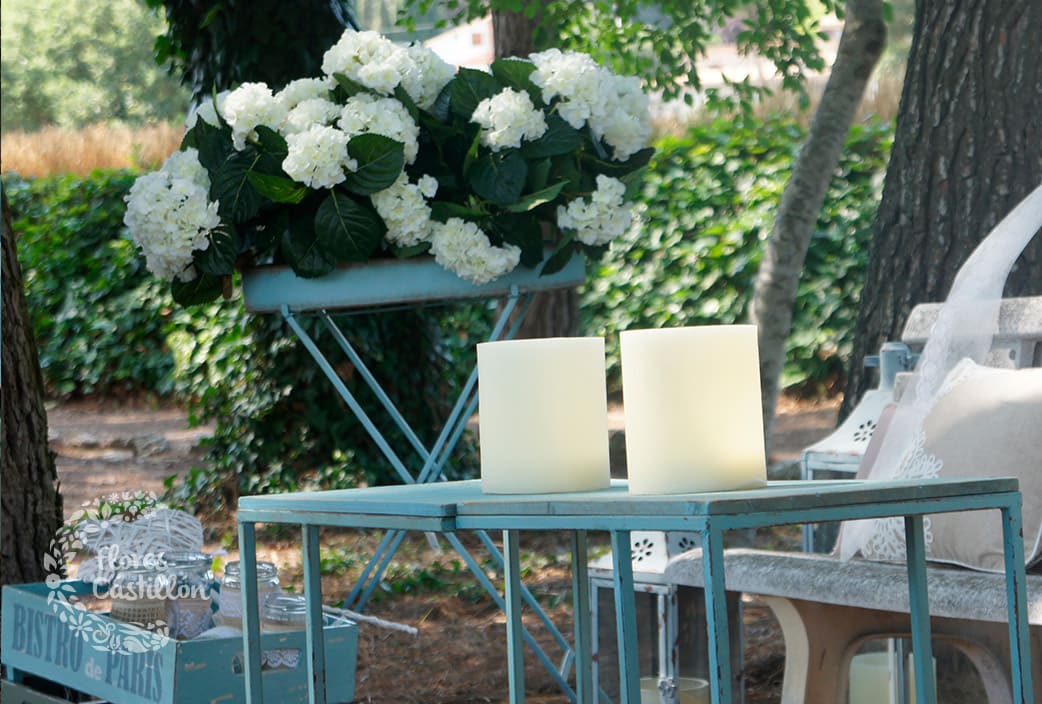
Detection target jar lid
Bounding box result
[223,560,278,580]
[262,594,308,624]
[163,551,212,568]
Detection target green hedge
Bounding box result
[7,117,890,505]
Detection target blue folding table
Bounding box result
[237,477,1035,704]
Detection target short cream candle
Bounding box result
[477,337,611,494]
[619,325,766,495]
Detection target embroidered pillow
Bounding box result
[857,362,1042,572]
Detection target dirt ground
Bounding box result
[47,396,840,703]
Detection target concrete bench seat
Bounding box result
[664,548,1042,703]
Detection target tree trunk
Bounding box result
[842,0,1042,417]
[750,0,886,451]
[1,183,63,592]
[491,5,580,338]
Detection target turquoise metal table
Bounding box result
[237,477,1035,704]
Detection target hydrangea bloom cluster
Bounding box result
[529,49,651,161]
[124,25,651,305]
[123,148,220,282]
[471,88,548,152]
[371,173,439,247]
[221,82,287,150]
[430,218,522,285]
[282,125,356,189]
[338,93,420,163]
[556,175,633,246]
[321,30,453,110]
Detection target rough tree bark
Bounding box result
[842,0,1042,417]
[749,0,886,450]
[492,5,580,339]
[1,183,63,593]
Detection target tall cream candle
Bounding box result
[477,337,611,494]
[619,325,766,495]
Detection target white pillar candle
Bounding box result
[849,652,893,704]
[477,337,611,494]
[619,325,766,495]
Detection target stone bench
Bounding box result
[663,548,1042,704]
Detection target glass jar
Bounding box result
[261,594,308,633]
[261,594,307,670]
[109,566,169,630]
[164,551,215,639]
[217,560,279,629]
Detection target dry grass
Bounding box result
[1,122,182,177]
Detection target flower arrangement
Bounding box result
[124,28,654,305]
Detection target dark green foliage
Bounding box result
[580,117,891,394]
[7,172,177,397]
[144,0,356,101]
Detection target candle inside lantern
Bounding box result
[619,325,766,495]
[849,652,893,704]
[477,337,611,494]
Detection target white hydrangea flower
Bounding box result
[322,29,455,109]
[338,93,420,163]
[588,75,651,161]
[556,175,633,246]
[430,218,521,284]
[471,88,548,152]
[322,29,409,95]
[185,90,229,130]
[400,44,456,109]
[275,77,335,111]
[282,125,356,189]
[371,173,438,247]
[281,98,341,135]
[529,50,650,161]
[123,148,221,282]
[529,49,602,129]
[221,82,288,150]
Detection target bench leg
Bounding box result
[761,596,1037,704]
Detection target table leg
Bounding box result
[571,531,594,704]
[302,524,328,704]
[904,515,937,704]
[238,521,264,704]
[701,525,732,704]
[1000,499,1035,703]
[504,530,526,704]
[610,531,641,703]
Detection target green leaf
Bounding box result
[393,85,420,123]
[192,118,234,173]
[280,217,336,278]
[521,113,583,159]
[490,58,542,104]
[492,214,543,267]
[390,241,431,258]
[540,235,575,275]
[450,67,501,121]
[429,82,453,122]
[211,148,265,222]
[195,225,241,276]
[505,181,567,213]
[470,152,527,205]
[430,201,483,222]
[526,158,551,192]
[581,146,656,177]
[253,125,289,173]
[246,172,308,204]
[342,134,405,195]
[333,72,369,98]
[314,191,385,262]
[171,272,223,306]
